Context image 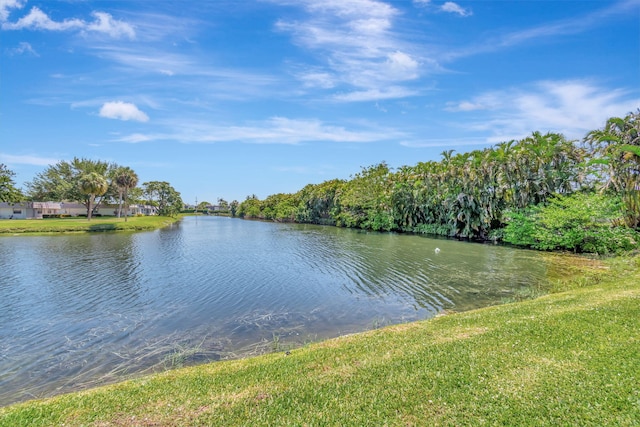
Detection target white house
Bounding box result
[0,202,41,219]
[0,202,158,219]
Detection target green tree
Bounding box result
[78,172,109,220]
[197,201,210,211]
[113,166,139,221]
[586,111,640,227]
[229,200,239,217]
[336,162,394,231]
[26,158,118,215]
[503,192,639,254]
[295,179,344,225]
[261,193,298,221]
[0,163,24,203]
[237,194,261,218]
[142,181,183,217]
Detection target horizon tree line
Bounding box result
[0,158,183,220]
[233,111,640,252]
[2,111,638,236]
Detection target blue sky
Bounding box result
[2,0,639,204]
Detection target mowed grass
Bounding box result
[0,216,180,234]
[1,256,638,426]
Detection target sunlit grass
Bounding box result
[1,255,638,426]
[0,215,180,234]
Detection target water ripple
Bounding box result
[0,217,566,406]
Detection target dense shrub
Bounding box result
[503,193,640,254]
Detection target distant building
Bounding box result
[0,202,158,219]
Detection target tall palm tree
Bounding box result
[587,111,640,227]
[114,167,139,221]
[78,172,109,221]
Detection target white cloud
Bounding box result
[99,101,149,122]
[449,80,640,141]
[2,6,83,31]
[273,0,426,101]
[441,2,472,17]
[2,6,135,39]
[0,0,24,22]
[85,12,135,39]
[385,51,419,80]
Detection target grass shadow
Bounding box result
[89,224,118,232]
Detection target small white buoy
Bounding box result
[435,248,440,254]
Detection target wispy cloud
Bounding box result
[400,137,489,148]
[84,45,281,101]
[447,80,640,142]
[413,0,472,17]
[272,0,425,101]
[443,0,638,61]
[333,86,417,102]
[0,152,59,166]
[115,116,407,145]
[2,6,135,39]
[6,41,38,56]
[99,101,149,122]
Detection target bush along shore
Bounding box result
[235,112,640,255]
[1,254,638,426]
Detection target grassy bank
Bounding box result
[0,216,180,235]
[1,256,638,426]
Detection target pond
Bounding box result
[0,216,575,406]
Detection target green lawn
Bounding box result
[0,216,180,234]
[1,255,638,426]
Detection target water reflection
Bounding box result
[1,216,567,406]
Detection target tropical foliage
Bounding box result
[586,113,640,228]
[237,111,640,254]
[20,158,183,218]
[113,166,139,221]
[78,172,109,221]
[142,181,184,217]
[0,163,23,203]
[26,158,119,216]
[502,193,639,254]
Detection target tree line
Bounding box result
[2,111,638,251]
[234,111,640,254]
[0,159,183,219]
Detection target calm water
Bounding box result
[1,216,569,405]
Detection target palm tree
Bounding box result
[587,111,640,227]
[78,172,109,221]
[114,167,139,222]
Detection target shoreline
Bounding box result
[1,255,637,425]
[0,215,182,235]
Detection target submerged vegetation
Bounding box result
[237,112,640,254]
[1,255,638,426]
